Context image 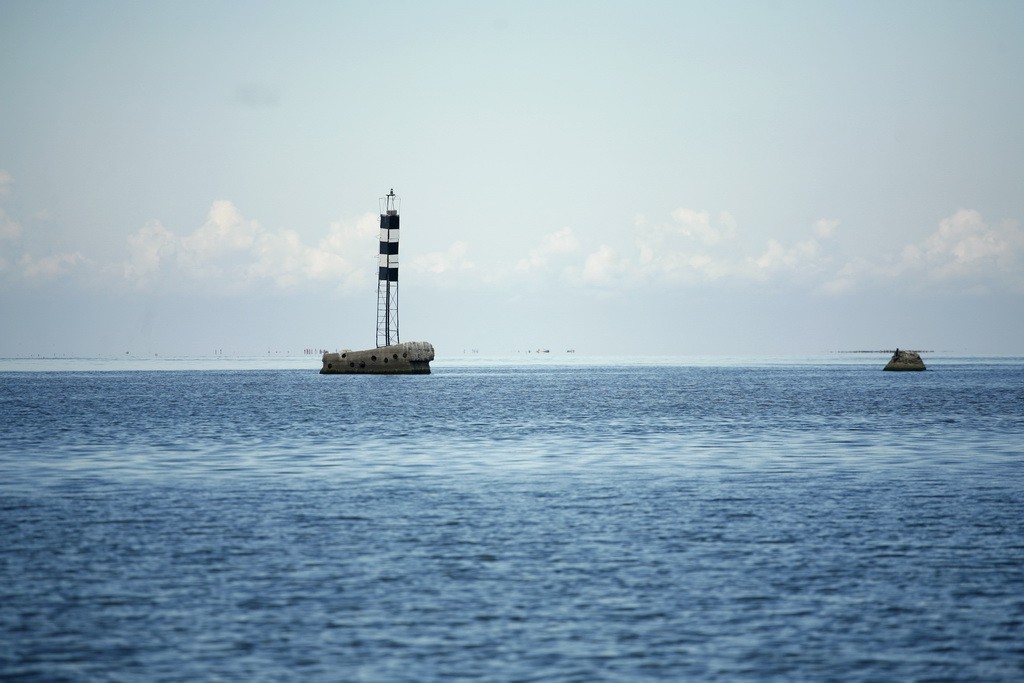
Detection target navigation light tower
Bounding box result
[376,189,400,347]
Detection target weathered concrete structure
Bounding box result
[321,341,434,375]
[884,349,926,371]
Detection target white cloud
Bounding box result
[122,200,378,292]
[668,208,737,246]
[182,200,259,255]
[814,218,839,238]
[819,210,1024,294]
[411,240,474,276]
[580,244,626,285]
[0,190,83,280]
[247,229,306,286]
[749,238,823,276]
[247,214,377,289]
[623,209,835,286]
[631,210,728,283]
[0,206,24,275]
[902,209,1023,281]
[516,227,578,272]
[124,220,175,282]
[818,256,870,295]
[20,252,86,279]
[0,208,22,240]
[0,171,21,246]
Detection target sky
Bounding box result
[2,0,1023,357]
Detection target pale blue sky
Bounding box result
[2,1,1023,356]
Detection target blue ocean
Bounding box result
[2,356,1022,681]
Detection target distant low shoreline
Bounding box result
[835,350,934,354]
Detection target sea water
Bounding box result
[1,356,1022,681]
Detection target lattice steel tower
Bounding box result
[376,189,400,347]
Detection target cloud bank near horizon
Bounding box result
[0,168,1020,296]
[1,176,1021,299]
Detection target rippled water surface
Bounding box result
[2,357,1023,680]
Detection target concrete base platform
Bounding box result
[321,341,434,375]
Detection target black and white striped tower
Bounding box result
[376,189,400,347]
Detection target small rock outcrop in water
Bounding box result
[884,348,926,371]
